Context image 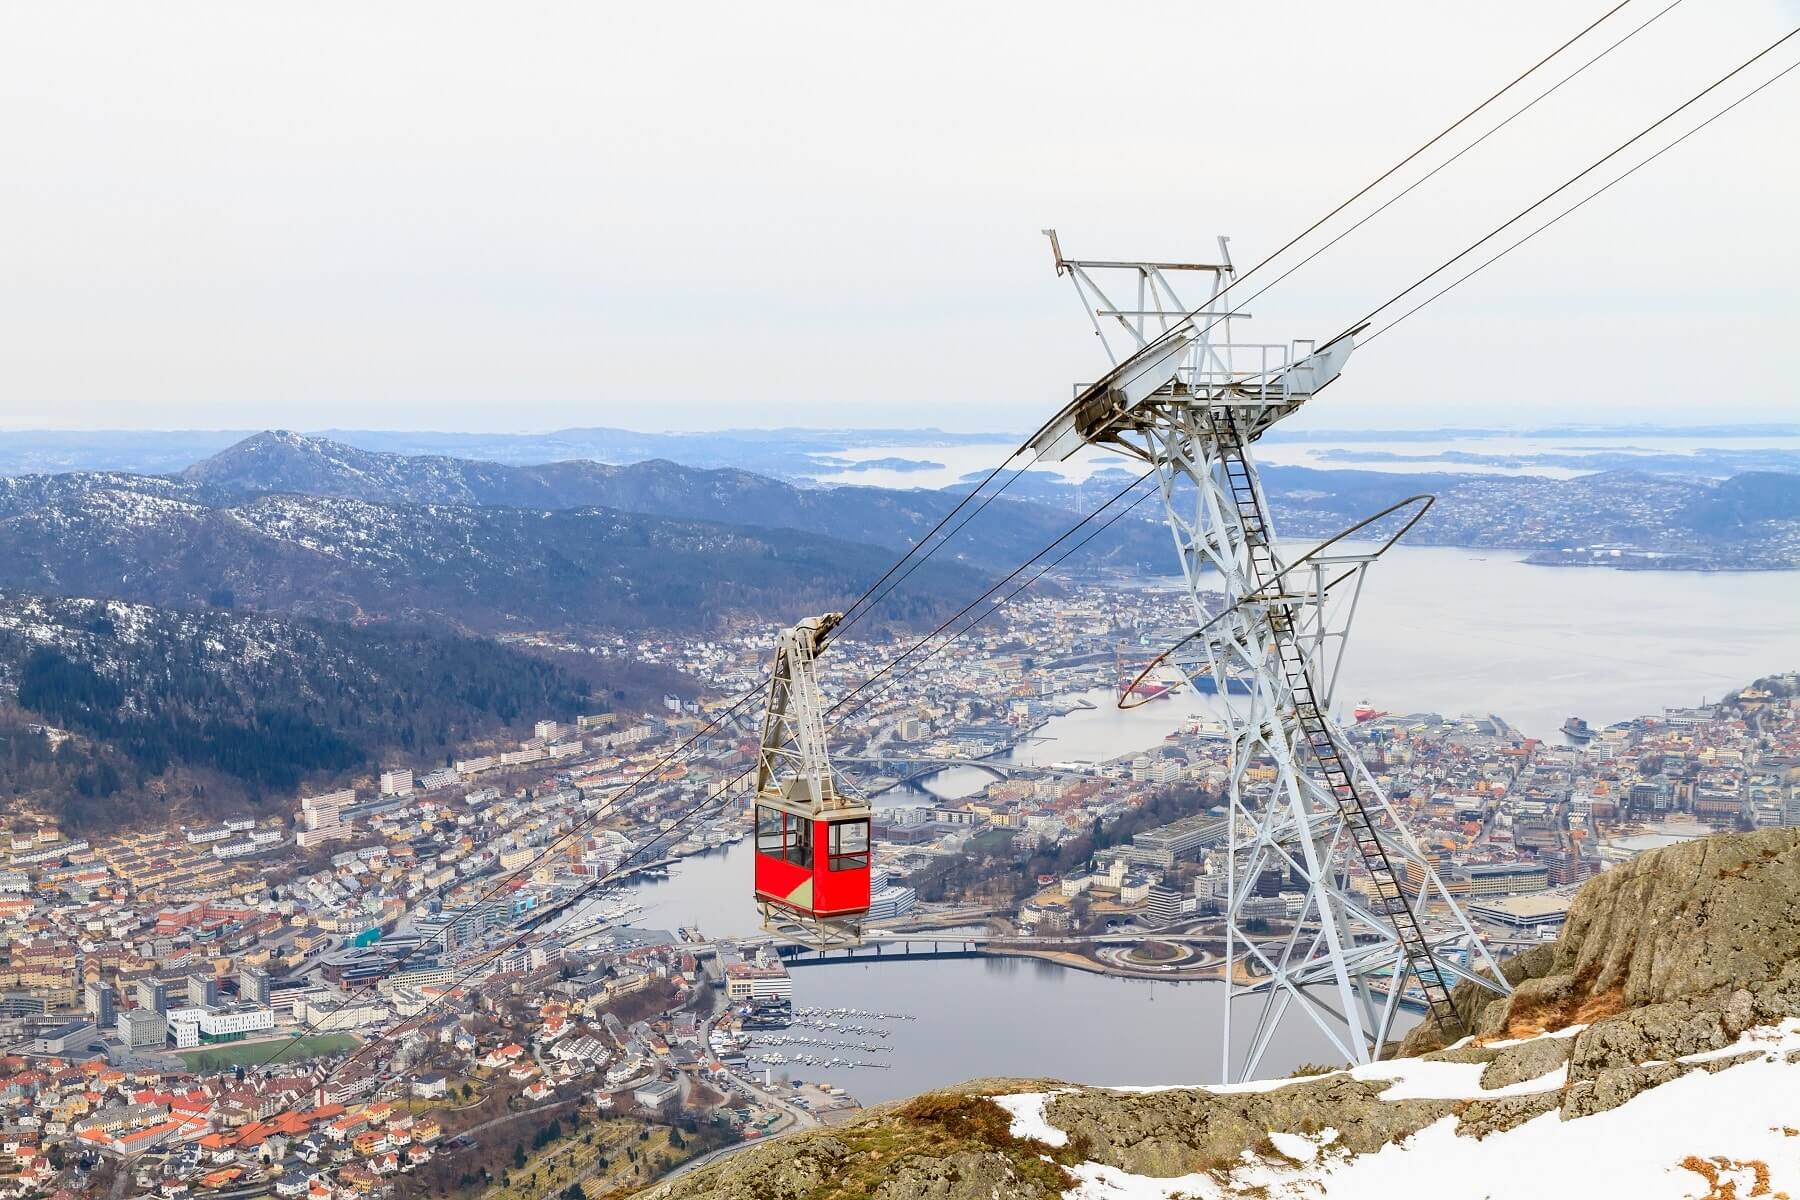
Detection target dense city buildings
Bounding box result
[0,580,1793,1200]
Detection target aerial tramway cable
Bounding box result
[1024,0,1649,455]
[1182,0,1689,359]
[242,453,1146,1069]
[1361,51,1800,344]
[838,0,1662,642]
[1336,22,1800,345]
[246,436,1096,1066]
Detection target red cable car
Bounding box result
[751,614,872,948]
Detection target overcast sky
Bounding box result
[2,1,1796,435]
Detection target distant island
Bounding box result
[839,457,944,473]
[1313,445,1800,476]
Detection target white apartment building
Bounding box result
[297,788,355,848]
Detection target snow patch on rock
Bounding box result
[992,1090,1070,1147]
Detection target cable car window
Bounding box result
[755,806,786,857]
[828,819,870,871]
[786,816,812,868]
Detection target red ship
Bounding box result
[1115,645,1175,702]
[1352,700,1387,723]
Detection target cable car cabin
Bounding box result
[749,612,868,949]
[753,795,872,948]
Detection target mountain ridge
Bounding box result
[0,486,986,635]
[178,430,1173,570]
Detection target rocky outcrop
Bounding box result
[1478,1034,1573,1089]
[649,831,1800,1199]
[1403,828,1800,1055]
[1041,1076,1455,1177]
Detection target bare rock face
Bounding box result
[870,1149,1049,1200]
[637,1083,1074,1200]
[1560,1061,1688,1120]
[644,1135,856,1200]
[1551,829,1800,1006]
[1043,1076,1455,1178]
[1479,1034,1574,1089]
[1404,828,1800,1055]
[1455,1090,1562,1139]
[1567,997,1734,1080]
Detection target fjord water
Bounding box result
[618,838,1377,1102]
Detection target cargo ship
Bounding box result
[1352,701,1387,723]
[1561,716,1595,742]
[1190,671,1253,696]
[1115,646,1181,702]
[1117,674,1175,703]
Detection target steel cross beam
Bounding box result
[1032,233,1508,1083]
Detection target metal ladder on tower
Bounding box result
[1211,405,1463,1038]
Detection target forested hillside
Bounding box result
[0,592,668,832]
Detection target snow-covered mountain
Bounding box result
[0,482,986,634]
[180,430,1171,570]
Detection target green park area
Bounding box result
[175,1033,359,1073]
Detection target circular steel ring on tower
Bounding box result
[1115,494,1435,710]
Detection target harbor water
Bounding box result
[613,838,1391,1103]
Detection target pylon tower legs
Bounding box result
[1141,406,1506,1082]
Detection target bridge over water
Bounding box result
[836,753,1092,796]
[760,930,1223,966]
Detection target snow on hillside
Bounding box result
[997,1020,1800,1199]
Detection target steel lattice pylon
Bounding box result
[754,612,843,811]
[1031,231,1509,1081]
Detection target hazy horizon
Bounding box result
[6,419,1800,439]
[2,2,1796,434]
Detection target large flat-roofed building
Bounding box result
[186,974,219,1008]
[1467,893,1572,933]
[197,1004,275,1042]
[135,976,168,1014]
[1143,884,1186,927]
[85,979,116,1026]
[166,1003,275,1046]
[1124,813,1228,869]
[1452,861,1550,896]
[117,1007,166,1048]
[29,1019,99,1056]
[724,961,792,1001]
[297,788,355,849]
[239,965,270,1006]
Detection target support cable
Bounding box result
[1338,23,1800,342]
[201,0,1762,1110]
[1212,0,1687,348]
[1363,52,1800,343]
[1025,0,1644,457]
